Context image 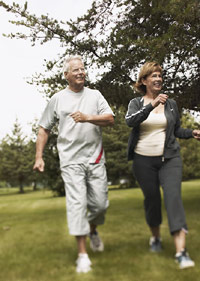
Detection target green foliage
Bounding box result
[0,181,8,188]
[0,119,34,193]
[30,120,64,196]
[103,106,136,186]
[0,0,199,110]
[42,129,65,197]
[179,112,200,180]
[1,0,199,193]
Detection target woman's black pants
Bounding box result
[133,154,187,234]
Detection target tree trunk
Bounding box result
[19,182,24,193]
[33,180,37,191]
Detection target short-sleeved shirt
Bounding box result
[39,87,114,168]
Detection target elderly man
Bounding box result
[33,55,114,273]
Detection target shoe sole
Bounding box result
[175,260,195,269]
[149,249,162,253]
[76,266,92,273]
[90,242,104,252]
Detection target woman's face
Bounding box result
[142,71,163,94]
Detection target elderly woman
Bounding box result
[125,61,200,269]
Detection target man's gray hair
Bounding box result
[62,55,83,75]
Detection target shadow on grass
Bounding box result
[0,189,53,199]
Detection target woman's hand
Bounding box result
[192,130,200,141]
[151,94,168,108]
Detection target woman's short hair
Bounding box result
[62,55,83,76]
[134,62,162,94]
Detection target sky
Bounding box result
[0,0,94,140]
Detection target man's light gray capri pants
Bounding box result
[61,163,109,236]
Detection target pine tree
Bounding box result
[0,119,33,193]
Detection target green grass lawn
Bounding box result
[0,180,200,281]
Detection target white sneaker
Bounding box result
[175,249,195,269]
[89,231,104,252]
[76,253,92,273]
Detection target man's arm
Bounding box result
[70,112,114,127]
[33,127,50,172]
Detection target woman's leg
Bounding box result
[159,157,194,267]
[159,157,187,237]
[133,154,163,251]
[133,154,162,229]
[173,229,186,253]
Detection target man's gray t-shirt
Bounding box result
[39,87,114,168]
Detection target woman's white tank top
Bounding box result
[134,112,167,156]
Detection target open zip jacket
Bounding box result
[125,96,193,161]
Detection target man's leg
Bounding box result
[61,165,92,272]
[75,236,92,273]
[76,236,87,253]
[90,223,97,234]
[87,164,108,251]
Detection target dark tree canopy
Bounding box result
[1,0,199,111]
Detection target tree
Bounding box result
[179,112,200,180]
[42,128,64,196]
[30,120,64,196]
[0,119,34,193]
[103,107,136,187]
[1,0,199,193]
[0,0,199,110]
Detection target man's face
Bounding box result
[65,59,86,90]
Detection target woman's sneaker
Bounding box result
[175,249,195,269]
[89,231,104,252]
[149,237,162,252]
[76,253,92,273]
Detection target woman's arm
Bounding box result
[172,101,194,139]
[125,98,153,128]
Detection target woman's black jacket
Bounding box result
[125,96,193,161]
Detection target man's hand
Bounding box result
[70,111,114,126]
[70,111,88,123]
[33,127,49,172]
[33,158,45,172]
